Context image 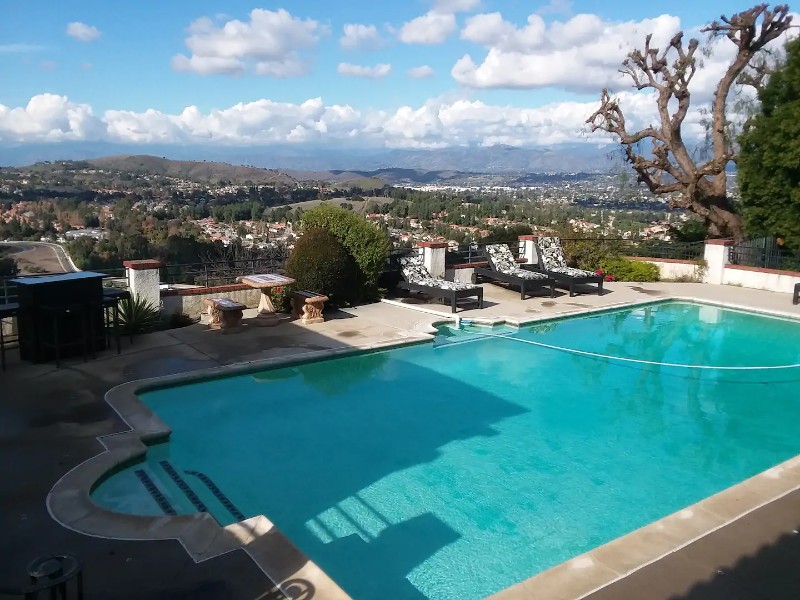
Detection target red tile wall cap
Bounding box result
[518,235,537,240]
[416,242,449,249]
[628,256,700,264]
[123,259,163,270]
[160,283,251,297]
[705,239,735,246]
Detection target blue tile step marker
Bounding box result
[134,469,176,516]
[185,470,246,521]
[159,460,208,513]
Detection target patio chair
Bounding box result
[398,254,483,313]
[535,237,604,297]
[474,244,555,300]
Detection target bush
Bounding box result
[560,235,624,271]
[285,228,360,305]
[300,204,391,300]
[598,258,660,282]
[119,295,162,334]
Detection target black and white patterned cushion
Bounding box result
[400,254,479,290]
[536,237,568,270]
[399,254,431,284]
[486,244,518,273]
[547,265,598,278]
[486,244,549,280]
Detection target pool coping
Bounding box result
[46,295,800,600]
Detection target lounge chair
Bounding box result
[398,254,483,313]
[535,237,604,297]
[474,244,555,299]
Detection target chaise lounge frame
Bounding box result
[397,280,484,313]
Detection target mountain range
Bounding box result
[0,142,621,174]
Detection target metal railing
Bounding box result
[162,256,289,287]
[729,237,800,272]
[619,240,705,261]
[445,240,523,267]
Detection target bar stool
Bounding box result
[39,303,93,367]
[102,288,131,346]
[0,302,20,371]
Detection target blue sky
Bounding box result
[0,1,765,148]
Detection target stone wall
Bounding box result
[161,285,261,319]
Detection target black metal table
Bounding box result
[11,272,107,363]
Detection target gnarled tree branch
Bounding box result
[586,3,792,239]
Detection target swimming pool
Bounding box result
[92,301,800,599]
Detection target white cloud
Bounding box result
[0,94,103,141]
[337,62,392,78]
[537,0,573,16]
[455,13,683,92]
[0,43,44,53]
[399,12,456,44]
[66,22,101,42]
[408,65,435,78]
[433,0,480,12]
[340,23,382,50]
[0,92,679,148]
[172,9,327,77]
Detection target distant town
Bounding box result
[0,155,724,272]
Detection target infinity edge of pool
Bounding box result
[45,296,800,600]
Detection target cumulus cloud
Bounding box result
[66,22,101,42]
[0,94,104,141]
[337,62,392,78]
[340,23,382,50]
[172,9,327,77]
[408,65,435,78]
[399,12,457,44]
[0,91,696,149]
[455,12,683,92]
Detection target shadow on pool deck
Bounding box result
[0,309,419,599]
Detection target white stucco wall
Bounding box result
[723,266,800,294]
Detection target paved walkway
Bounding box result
[2,282,799,599]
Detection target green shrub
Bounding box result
[561,236,624,270]
[285,228,360,305]
[300,204,391,300]
[119,295,162,334]
[599,258,660,282]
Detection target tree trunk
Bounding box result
[687,191,744,241]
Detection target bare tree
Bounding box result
[586,4,793,240]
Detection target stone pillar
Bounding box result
[518,235,539,266]
[124,259,163,309]
[702,239,733,284]
[418,242,448,279]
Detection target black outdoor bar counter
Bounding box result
[11,271,107,362]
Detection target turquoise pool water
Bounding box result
[94,301,800,599]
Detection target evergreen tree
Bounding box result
[739,38,800,248]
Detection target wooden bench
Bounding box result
[291,290,329,325]
[204,297,246,333]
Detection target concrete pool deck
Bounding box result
[3,281,800,599]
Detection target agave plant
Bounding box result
[118,294,162,335]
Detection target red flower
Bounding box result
[596,269,604,276]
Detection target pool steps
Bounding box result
[159,460,209,513]
[133,469,177,516]
[132,460,244,525]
